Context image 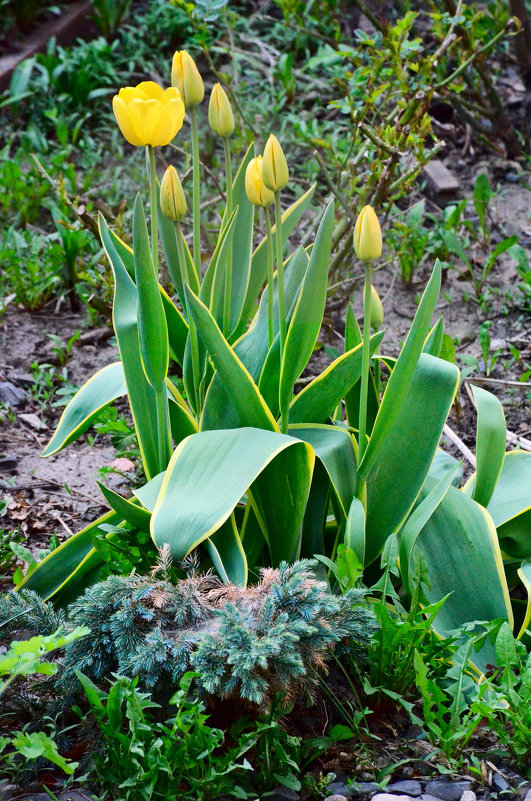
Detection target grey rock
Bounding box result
[0,380,26,407]
[327,783,353,797]
[326,796,349,801]
[425,782,473,801]
[386,782,422,797]
[460,792,476,801]
[492,774,511,794]
[0,784,18,801]
[268,789,300,801]
[422,795,448,801]
[0,454,18,470]
[351,783,381,796]
[372,795,416,801]
[521,790,531,801]
[8,372,35,388]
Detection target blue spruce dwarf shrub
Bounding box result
[53,558,374,709]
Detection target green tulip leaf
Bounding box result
[99,215,160,479]
[185,286,278,431]
[358,261,442,480]
[364,353,459,566]
[289,332,384,424]
[151,428,313,561]
[206,515,248,586]
[97,483,151,532]
[42,362,125,458]
[464,385,506,509]
[279,201,335,425]
[239,183,316,330]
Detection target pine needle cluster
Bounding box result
[1,559,375,710]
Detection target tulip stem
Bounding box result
[190,106,201,281]
[264,205,274,350]
[358,260,373,469]
[154,386,172,474]
[147,145,158,272]
[274,191,287,434]
[223,136,233,338]
[176,221,201,415]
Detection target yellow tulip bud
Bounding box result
[353,205,382,262]
[245,156,274,208]
[112,81,185,147]
[370,285,384,329]
[262,134,289,192]
[171,50,204,108]
[208,83,234,138]
[160,165,187,222]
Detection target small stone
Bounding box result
[19,413,46,430]
[328,784,353,797]
[0,454,18,470]
[268,789,300,801]
[0,785,18,801]
[504,173,521,183]
[8,372,35,388]
[386,782,422,797]
[521,790,531,801]
[326,796,349,801]
[425,782,473,801]
[372,795,416,801]
[351,783,381,796]
[460,792,476,801]
[492,775,510,794]
[0,380,26,407]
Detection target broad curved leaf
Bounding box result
[358,262,442,480]
[151,428,312,560]
[415,480,513,669]
[185,287,278,431]
[467,385,506,508]
[42,362,125,458]
[289,332,384,424]
[364,352,459,566]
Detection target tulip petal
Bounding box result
[137,81,165,100]
[151,107,175,147]
[161,87,183,105]
[119,86,149,102]
[112,96,144,146]
[127,98,164,146]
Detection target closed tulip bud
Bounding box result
[208,83,234,138]
[370,285,384,329]
[353,205,382,262]
[262,134,289,192]
[245,156,274,208]
[160,165,187,221]
[171,50,204,108]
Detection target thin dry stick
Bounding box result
[443,424,476,468]
[465,376,531,389]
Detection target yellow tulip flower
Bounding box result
[262,134,289,192]
[370,284,384,329]
[171,50,204,108]
[160,165,187,222]
[245,156,274,208]
[208,83,234,138]
[112,81,185,147]
[353,205,382,262]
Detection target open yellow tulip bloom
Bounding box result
[353,205,382,262]
[208,83,234,138]
[245,156,274,208]
[112,81,185,147]
[171,50,204,108]
[262,134,289,192]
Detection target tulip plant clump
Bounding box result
[15,51,531,665]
